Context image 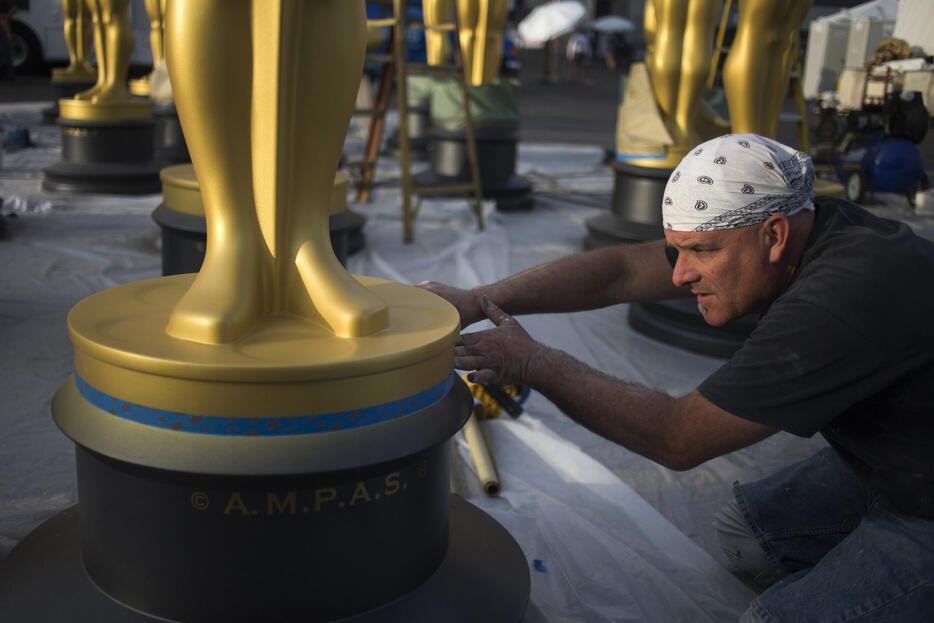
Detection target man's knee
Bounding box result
[714,497,776,583]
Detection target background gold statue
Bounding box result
[76,0,134,103]
[643,0,722,151]
[423,0,454,66]
[166,0,387,344]
[456,0,508,86]
[58,0,94,79]
[723,0,811,137]
[130,0,166,96]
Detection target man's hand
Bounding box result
[455,296,544,385]
[417,281,483,327]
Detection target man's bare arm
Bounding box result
[457,298,776,470]
[420,240,689,327]
[528,347,777,470]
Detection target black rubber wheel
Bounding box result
[10,21,43,74]
[845,171,867,204]
[908,172,930,207]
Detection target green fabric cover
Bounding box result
[429,79,520,130]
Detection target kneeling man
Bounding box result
[421,134,934,622]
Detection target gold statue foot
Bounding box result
[74,83,104,100]
[166,242,266,344]
[295,241,388,338]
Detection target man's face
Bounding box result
[663,225,776,326]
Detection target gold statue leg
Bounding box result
[647,0,688,138]
[252,0,387,337]
[760,0,810,137]
[423,0,453,66]
[76,0,106,99]
[168,0,386,343]
[62,0,94,74]
[145,0,165,67]
[77,0,132,102]
[674,0,722,147]
[456,0,506,86]
[723,0,811,137]
[166,0,267,344]
[647,0,721,145]
[456,0,478,85]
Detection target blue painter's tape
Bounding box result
[74,372,456,437]
[616,152,668,162]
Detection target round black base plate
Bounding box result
[43,161,163,195]
[583,212,663,250]
[0,495,529,622]
[628,299,756,359]
[413,169,533,212]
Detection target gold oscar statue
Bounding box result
[423,0,454,66]
[166,0,387,344]
[456,0,508,86]
[60,0,150,120]
[129,0,166,97]
[616,0,722,168]
[722,0,811,137]
[52,0,95,81]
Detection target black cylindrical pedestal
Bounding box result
[415,125,533,211]
[43,118,162,195]
[43,79,96,123]
[629,299,758,359]
[386,103,430,159]
[0,380,530,622]
[152,205,361,275]
[583,160,670,249]
[153,102,190,165]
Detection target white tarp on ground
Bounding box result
[0,102,843,621]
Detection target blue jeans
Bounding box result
[716,447,934,622]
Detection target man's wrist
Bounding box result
[524,342,557,388]
[468,286,487,323]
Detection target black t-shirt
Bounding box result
[698,197,934,518]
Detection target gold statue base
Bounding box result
[0,273,530,621]
[65,273,458,457]
[128,76,151,98]
[51,67,97,83]
[59,97,153,122]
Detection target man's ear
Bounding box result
[762,215,790,264]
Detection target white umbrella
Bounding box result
[517,1,588,47]
[591,15,635,33]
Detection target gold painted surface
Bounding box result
[128,0,167,97]
[814,178,844,198]
[456,0,508,86]
[423,0,454,66]
[644,0,722,149]
[55,0,96,81]
[72,0,136,107]
[167,0,387,344]
[161,165,350,218]
[59,96,152,121]
[723,0,811,138]
[68,274,459,413]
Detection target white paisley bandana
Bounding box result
[661,133,814,232]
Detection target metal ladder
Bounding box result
[351,0,484,243]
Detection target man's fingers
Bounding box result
[455,356,487,371]
[480,295,512,327]
[469,368,499,385]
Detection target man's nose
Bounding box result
[671,256,700,288]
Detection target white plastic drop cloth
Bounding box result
[0,102,839,621]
